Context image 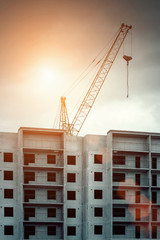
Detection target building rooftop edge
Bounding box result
[107,129,160,136]
[18,126,65,133]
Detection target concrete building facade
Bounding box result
[0,127,160,239]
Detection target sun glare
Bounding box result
[33,60,60,87]
[41,66,55,84]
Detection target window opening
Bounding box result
[67,208,76,218]
[4,171,13,180]
[94,208,103,217]
[94,172,103,181]
[67,155,76,165]
[24,190,35,202]
[67,226,76,236]
[94,190,103,199]
[47,172,56,182]
[48,190,56,200]
[24,208,35,220]
[4,226,13,235]
[24,154,35,165]
[47,155,56,164]
[4,153,13,162]
[94,225,103,235]
[24,172,35,184]
[135,157,140,168]
[4,189,13,199]
[113,155,125,165]
[113,208,125,217]
[113,190,125,200]
[94,154,103,164]
[67,173,76,182]
[113,173,125,182]
[67,191,76,200]
[4,207,13,217]
[48,208,56,218]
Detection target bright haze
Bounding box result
[0,0,160,136]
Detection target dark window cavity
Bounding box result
[113,208,125,217]
[4,153,13,162]
[152,209,157,221]
[94,154,103,164]
[94,172,103,181]
[152,226,157,239]
[67,191,76,200]
[48,226,56,236]
[113,225,125,235]
[24,208,35,220]
[24,172,35,184]
[113,155,125,165]
[4,207,13,217]
[24,190,35,202]
[48,190,56,200]
[94,190,103,199]
[48,208,56,218]
[152,175,157,186]
[47,172,56,182]
[135,157,140,168]
[94,225,103,235]
[67,208,76,218]
[113,190,125,200]
[113,173,125,182]
[4,189,13,199]
[4,171,13,180]
[24,226,35,239]
[135,191,140,203]
[152,158,157,169]
[67,173,76,183]
[94,208,103,217]
[135,226,140,239]
[67,155,76,165]
[47,155,56,164]
[24,154,35,165]
[67,226,76,236]
[135,174,140,185]
[135,208,141,221]
[152,192,157,204]
[4,226,13,235]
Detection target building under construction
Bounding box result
[0,126,160,239]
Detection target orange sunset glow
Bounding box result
[0,0,160,136]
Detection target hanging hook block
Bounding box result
[123,55,132,62]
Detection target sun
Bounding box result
[40,66,55,84]
[33,60,60,86]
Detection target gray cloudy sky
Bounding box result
[0,0,160,135]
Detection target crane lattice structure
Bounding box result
[59,23,132,136]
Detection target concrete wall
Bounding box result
[83,135,107,240]
[64,135,83,240]
[0,132,19,240]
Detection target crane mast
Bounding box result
[59,23,132,136]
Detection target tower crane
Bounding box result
[58,23,132,136]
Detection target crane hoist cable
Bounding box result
[63,28,119,97]
[123,28,133,98]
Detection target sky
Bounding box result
[0,0,160,136]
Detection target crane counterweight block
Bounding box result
[59,23,132,136]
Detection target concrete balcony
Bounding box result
[113,141,149,153]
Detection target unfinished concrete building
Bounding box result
[0,127,160,239]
